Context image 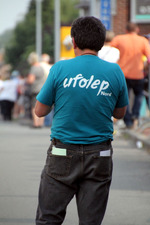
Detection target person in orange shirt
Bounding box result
[111,22,150,129]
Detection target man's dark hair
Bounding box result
[71,16,106,51]
[126,22,139,32]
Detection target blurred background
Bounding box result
[0,0,150,74]
[0,2,150,224]
[0,0,150,123]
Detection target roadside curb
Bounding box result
[123,122,150,151]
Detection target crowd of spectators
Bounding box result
[0,52,53,127]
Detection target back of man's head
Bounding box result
[126,22,139,33]
[28,52,39,65]
[71,16,106,51]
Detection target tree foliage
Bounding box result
[4,0,79,74]
[0,30,14,49]
[61,0,79,25]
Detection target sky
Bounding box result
[0,0,31,35]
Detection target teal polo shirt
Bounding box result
[36,55,128,144]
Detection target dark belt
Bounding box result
[52,138,112,151]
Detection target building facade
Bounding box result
[77,0,150,35]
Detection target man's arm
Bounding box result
[26,74,35,84]
[113,106,127,119]
[35,100,52,117]
[110,36,119,48]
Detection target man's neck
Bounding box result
[75,48,98,57]
[126,31,138,35]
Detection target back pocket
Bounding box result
[92,155,113,179]
[45,154,72,178]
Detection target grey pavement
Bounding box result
[124,117,150,150]
[0,120,150,225]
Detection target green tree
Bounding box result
[0,30,14,50]
[61,0,79,25]
[5,0,79,73]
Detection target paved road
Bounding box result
[0,121,150,225]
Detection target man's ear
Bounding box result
[72,37,77,49]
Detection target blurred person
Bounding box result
[143,34,150,108]
[111,22,150,129]
[34,16,128,225]
[23,81,32,119]
[0,74,3,117]
[40,53,52,81]
[14,74,26,119]
[144,33,150,43]
[0,74,18,121]
[40,53,54,127]
[98,31,120,63]
[26,52,45,128]
[98,31,120,127]
[10,70,24,119]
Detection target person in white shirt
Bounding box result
[40,54,52,81]
[98,31,120,63]
[0,75,3,117]
[0,76,18,120]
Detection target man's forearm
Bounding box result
[35,101,52,117]
[113,106,127,119]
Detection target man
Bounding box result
[111,22,150,129]
[35,16,128,225]
[26,52,45,128]
[98,31,120,63]
[40,53,52,81]
[40,53,54,127]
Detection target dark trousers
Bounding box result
[124,78,144,127]
[1,100,14,120]
[36,139,113,225]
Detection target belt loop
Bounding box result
[52,138,56,145]
[107,139,111,145]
